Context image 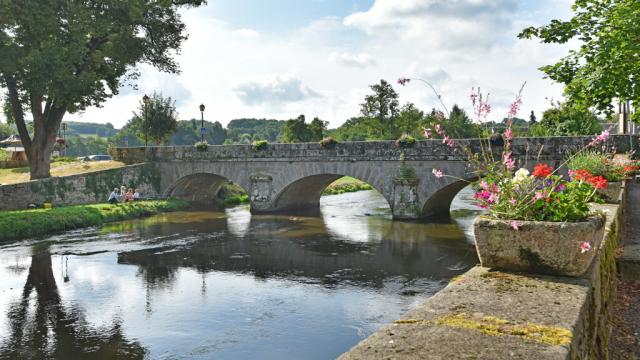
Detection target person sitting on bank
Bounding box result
[108,188,119,204]
[125,188,134,202]
[133,188,140,201]
[119,186,127,203]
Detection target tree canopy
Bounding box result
[0,0,204,178]
[518,0,640,114]
[128,93,178,145]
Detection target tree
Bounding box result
[518,1,640,114]
[281,115,312,143]
[530,102,603,136]
[395,103,425,138]
[0,0,204,179]
[129,93,178,145]
[308,117,328,141]
[360,80,400,138]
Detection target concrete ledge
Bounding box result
[339,202,623,359]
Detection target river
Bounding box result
[0,189,480,359]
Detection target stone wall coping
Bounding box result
[339,201,622,359]
[112,135,639,164]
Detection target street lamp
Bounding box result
[142,94,150,147]
[199,103,206,142]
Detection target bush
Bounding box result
[252,140,268,150]
[395,134,416,148]
[194,141,209,151]
[319,137,338,148]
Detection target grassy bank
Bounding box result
[0,199,189,243]
[322,176,373,195]
[0,160,125,185]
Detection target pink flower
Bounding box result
[510,221,520,230]
[432,168,444,178]
[503,128,513,141]
[534,192,544,201]
[503,152,515,170]
[580,242,592,254]
[588,130,609,147]
[397,77,411,86]
[424,128,433,139]
[509,198,516,206]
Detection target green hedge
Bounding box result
[0,200,189,243]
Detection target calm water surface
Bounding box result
[0,190,480,359]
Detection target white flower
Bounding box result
[512,168,530,184]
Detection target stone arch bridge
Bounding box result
[108,135,636,220]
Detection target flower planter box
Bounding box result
[473,215,605,277]
[597,181,622,204]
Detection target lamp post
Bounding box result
[142,94,150,147]
[199,103,206,142]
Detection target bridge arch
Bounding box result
[421,178,476,218]
[166,173,248,206]
[271,164,393,214]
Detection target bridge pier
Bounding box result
[248,174,275,213]
[391,178,422,220]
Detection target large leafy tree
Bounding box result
[530,102,603,136]
[0,0,204,179]
[281,115,312,143]
[518,0,640,114]
[360,79,400,139]
[128,93,178,145]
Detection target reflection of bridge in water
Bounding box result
[115,204,478,291]
[112,135,636,219]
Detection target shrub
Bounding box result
[319,137,338,148]
[567,150,628,182]
[194,141,209,151]
[252,140,268,150]
[395,134,416,148]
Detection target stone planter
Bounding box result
[597,181,622,204]
[473,215,605,277]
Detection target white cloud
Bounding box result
[233,75,321,106]
[62,0,577,129]
[329,52,377,68]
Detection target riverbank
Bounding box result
[0,159,125,185]
[0,199,189,243]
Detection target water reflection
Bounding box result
[0,190,479,359]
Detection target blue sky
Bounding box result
[65,0,576,128]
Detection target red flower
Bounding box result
[570,169,593,181]
[586,176,608,190]
[532,163,553,178]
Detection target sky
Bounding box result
[63,0,576,129]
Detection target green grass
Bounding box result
[223,194,249,206]
[322,177,373,195]
[0,200,189,243]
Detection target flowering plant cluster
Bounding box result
[398,78,611,226]
[567,149,637,183]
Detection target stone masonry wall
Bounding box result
[339,188,625,359]
[0,163,162,211]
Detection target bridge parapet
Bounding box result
[112,135,637,164]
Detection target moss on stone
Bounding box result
[435,313,572,346]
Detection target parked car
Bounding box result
[81,155,112,161]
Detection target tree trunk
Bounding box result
[28,138,55,180]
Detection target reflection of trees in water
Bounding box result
[0,249,147,359]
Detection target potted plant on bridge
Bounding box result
[399,78,609,277]
[566,149,632,203]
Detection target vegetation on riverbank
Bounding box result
[0,200,189,243]
[322,177,373,195]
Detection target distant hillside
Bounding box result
[227,118,285,143]
[65,122,117,137]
